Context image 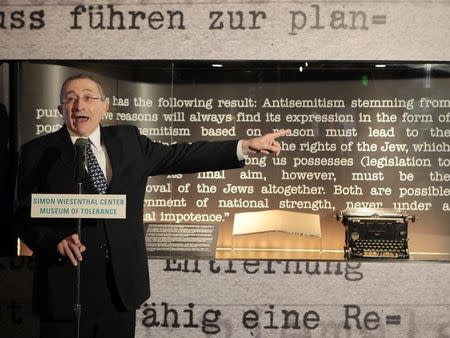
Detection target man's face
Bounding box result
[58,78,109,137]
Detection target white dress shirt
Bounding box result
[69,126,112,183]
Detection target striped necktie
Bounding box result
[86,142,108,194]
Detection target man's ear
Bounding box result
[57,105,63,117]
[102,99,109,114]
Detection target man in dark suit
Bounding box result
[15,74,288,338]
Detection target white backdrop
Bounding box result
[136,259,450,337]
[1,1,449,337]
[0,0,449,60]
[1,258,449,337]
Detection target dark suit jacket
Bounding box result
[15,125,243,319]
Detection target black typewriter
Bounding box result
[336,208,415,259]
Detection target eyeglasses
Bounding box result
[62,95,104,105]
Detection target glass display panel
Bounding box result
[15,61,450,260]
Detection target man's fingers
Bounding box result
[64,244,78,266]
[70,234,81,246]
[241,129,289,156]
[271,129,291,139]
[262,144,282,155]
[70,243,83,263]
[249,140,281,155]
[57,242,65,256]
[257,137,282,153]
[262,130,289,149]
[56,235,85,266]
[70,234,85,254]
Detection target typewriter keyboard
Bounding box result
[351,239,409,258]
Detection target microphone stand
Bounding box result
[73,138,88,338]
[73,181,82,338]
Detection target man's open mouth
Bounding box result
[75,116,89,122]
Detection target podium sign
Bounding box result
[31,194,126,219]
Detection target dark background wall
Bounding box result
[10,61,450,259]
[0,63,16,256]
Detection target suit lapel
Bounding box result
[55,126,75,170]
[101,126,123,193]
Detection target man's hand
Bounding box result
[241,129,290,156]
[57,234,86,266]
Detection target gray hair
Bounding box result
[59,73,105,103]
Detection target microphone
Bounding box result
[74,138,89,183]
